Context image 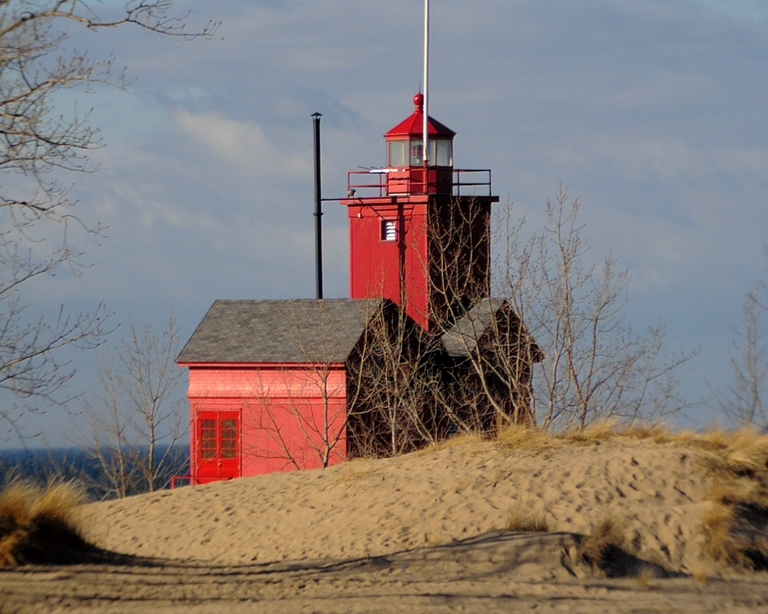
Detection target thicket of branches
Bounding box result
[241,362,349,473]
[712,251,768,429]
[74,314,187,498]
[0,1,215,437]
[424,189,694,434]
[492,190,695,431]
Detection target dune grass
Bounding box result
[695,429,768,570]
[0,480,90,567]
[503,498,550,533]
[577,517,627,568]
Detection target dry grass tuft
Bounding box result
[494,421,683,453]
[635,564,660,589]
[691,567,713,584]
[0,480,90,567]
[618,424,677,444]
[577,516,627,568]
[699,485,768,569]
[563,421,622,444]
[503,499,550,533]
[691,427,768,570]
[495,425,553,452]
[415,432,486,456]
[430,422,768,461]
[700,501,745,567]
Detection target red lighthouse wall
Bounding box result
[346,197,431,330]
[344,193,496,331]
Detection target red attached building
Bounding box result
[177,95,539,483]
[177,299,393,482]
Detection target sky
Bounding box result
[8,0,768,445]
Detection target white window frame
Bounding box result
[381,219,397,242]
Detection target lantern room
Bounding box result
[346,93,492,199]
[384,93,455,195]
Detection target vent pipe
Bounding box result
[312,112,323,300]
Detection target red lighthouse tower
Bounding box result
[341,94,499,331]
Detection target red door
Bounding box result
[197,411,241,483]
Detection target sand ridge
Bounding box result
[83,437,713,573]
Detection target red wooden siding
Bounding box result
[347,197,431,330]
[187,365,348,478]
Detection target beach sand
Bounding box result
[3,432,768,612]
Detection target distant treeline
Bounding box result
[0,445,190,500]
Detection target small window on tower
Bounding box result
[381,220,397,242]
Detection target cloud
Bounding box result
[174,110,311,181]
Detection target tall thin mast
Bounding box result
[311,112,323,299]
[422,0,430,167]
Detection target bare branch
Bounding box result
[711,269,768,429]
[0,1,215,435]
[74,312,188,498]
[491,189,695,431]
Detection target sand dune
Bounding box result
[3,430,768,612]
[83,436,712,571]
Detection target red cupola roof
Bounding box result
[384,93,456,139]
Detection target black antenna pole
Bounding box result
[312,112,323,299]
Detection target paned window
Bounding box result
[201,419,217,460]
[221,419,238,459]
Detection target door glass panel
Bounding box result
[201,419,216,459]
[221,419,238,459]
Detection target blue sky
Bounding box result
[695,0,768,19]
[11,0,768,445]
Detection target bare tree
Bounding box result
[76,314,188,498]
[492,188,694,431]
[426,196,540,432]
[233,300,445,469]
[0,2,216,436]
[234,301,370,473]
[236,301,430,470]
[424,190,693,434]
[712,262,768,429]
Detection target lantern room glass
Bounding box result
[387,139,453,168]
[434,140,453,167]
[388,140,407,167]
[410,140,424,166]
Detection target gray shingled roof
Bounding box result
[177,299,383,364]
[440,298,507,358]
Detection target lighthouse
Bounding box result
[341,93,499,331]
[177,96,539,484]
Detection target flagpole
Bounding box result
[423,0,430,168]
